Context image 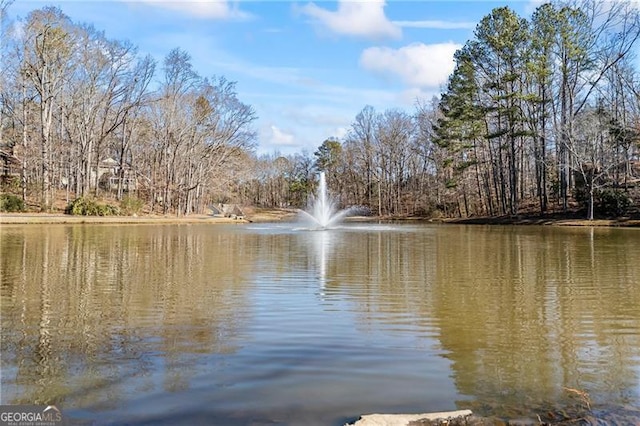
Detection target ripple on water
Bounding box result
[1,224,640,424]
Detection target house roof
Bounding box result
[0,149,20,165]
[100,157,119,167]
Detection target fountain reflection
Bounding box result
[2,224,640,423]
[307,229,338,297]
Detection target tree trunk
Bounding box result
[40,102,52,211]
[21,82,28,202]
[588,184,594,220]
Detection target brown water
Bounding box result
[1,223,639,425]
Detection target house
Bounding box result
[0,149,21,182]
[608,160,640,187]
[92,157,138,191]
[210,203,245,219]
[574,160,640,189]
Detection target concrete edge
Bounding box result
[346,410,474,426]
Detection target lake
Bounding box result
[1,223,639,425]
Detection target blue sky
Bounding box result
[8,0,541,155]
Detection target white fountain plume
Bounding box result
[299,172,353,229]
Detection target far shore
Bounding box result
[0,213,252,225]
[441,214,640,227]
[2,209,640,227]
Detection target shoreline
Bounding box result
[441,215,640,227]
[0,213,252,225]
[2,211,640,227]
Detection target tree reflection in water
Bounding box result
[1,224,639,423]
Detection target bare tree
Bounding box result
[21,7,75,210]
[148,50,256,215]
[63,25,154,197]
[346,105,378,209]
[148,48,199,214]
[0,0,15,148]
[568,107,614,219]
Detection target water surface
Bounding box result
[1,223,639,424]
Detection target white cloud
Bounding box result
[332,126,349,140]
[284,106,350,128]
[359,42,461,88]
[269,125,296,146]
[138,0,251,20]
[398,87,439,105]
[393,20,476,30]
[299,0,401,40]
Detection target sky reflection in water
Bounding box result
[1,223,640,424]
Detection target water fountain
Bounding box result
[299,172,353,229]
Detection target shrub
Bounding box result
[0,176,20,192]
[597,190,632,217]
[0,193,25,212]
[96,203,120,216]
[120,195,144,215]
[573,186,589,205]
[65,197,120,216]
[66,197,89,215]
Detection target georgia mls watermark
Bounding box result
[0,405,65,426]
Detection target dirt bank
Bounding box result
[442,214,640,227]
[0,213,250,225]
[0,206,303,225]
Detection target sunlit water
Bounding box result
[1,223,640,425]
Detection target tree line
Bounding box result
[244,0,640,219]
[1,1,640,219]
[0,4,256,215]
[435,1,640,219]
